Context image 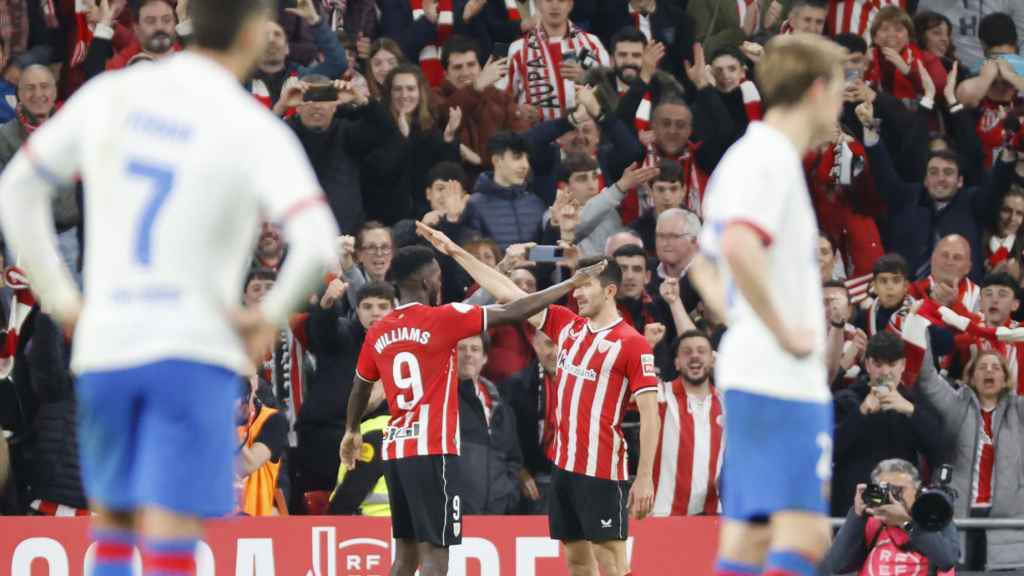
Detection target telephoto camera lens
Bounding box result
[911,465,958,531]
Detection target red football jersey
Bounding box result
[356,302,486,460]
[542,305,659,481]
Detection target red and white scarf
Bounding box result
[69,0,94,69]
[738,80,762,121]
[867,43,923,100]
[628,3,653,41]
[618,141,709,225]
[896,298,951,387]
[935,306,1024,395]
[251,72,299,111]
[504,0,520,21]
[652,380,723,516]
[988,234,1016,270]
[511,23,603,120]
[0,267,36,380]
[30,499,91,517]
[909,276,981,314]
[473,379,495,426]
[412,0,453,87]
[736,0,759,32]
[260,313,310,447]
[864,294,914,337]
[618,84,653,134]
[845,272,874,306]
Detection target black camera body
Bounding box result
[911,464,958,531]
[863,482,899,507]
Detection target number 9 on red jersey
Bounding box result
[355,302,486,460]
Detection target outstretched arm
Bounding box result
[417,220,528,302]
[486,259,606,327]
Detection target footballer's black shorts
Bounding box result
[549,466,629,542]
[384,454,462,547]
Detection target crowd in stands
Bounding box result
[0,0,1024,571]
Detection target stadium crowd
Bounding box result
[0,0,1023,571]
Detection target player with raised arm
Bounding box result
[340,245,606,576]
[0,1,339,575]
[415,222,660,576]
[688,34,848,576]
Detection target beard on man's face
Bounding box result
[616,65,641,84]
[144,32,174,54]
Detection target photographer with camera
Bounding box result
[916,340,1024,571]
[824,458,959,576]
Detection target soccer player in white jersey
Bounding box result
[690,35,848,576]
[0,1,339,575]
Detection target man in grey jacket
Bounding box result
[572,157,661,257]
[0,66,79,283]
[916,340,1024,570]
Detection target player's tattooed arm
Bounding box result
[486,260,608,327]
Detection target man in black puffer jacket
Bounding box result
[9,311,88,515]
[465,132,546,251]
[450,334,524,515]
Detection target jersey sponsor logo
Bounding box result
[556,350,597,381]
[641,354,656,377]
[384,422,421,442]
[373,327,432,354]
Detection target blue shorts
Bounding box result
[76,360,238,517]
[721,390,833,521]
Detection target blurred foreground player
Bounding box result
[341,245,607,576]
[691,34,848,576]
[0,1,339,574]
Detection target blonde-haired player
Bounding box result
[691,34,848,576]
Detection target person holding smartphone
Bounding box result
[830,332,946,518]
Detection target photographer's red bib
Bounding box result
[861,517,955,576]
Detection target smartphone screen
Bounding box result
[528,246,565,263]
[493,42,510,59]
[303,85,339,102]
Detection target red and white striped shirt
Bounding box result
[826,0,906,40]
[974,408,996,507]
[652,379,724,516]
[356,302,486,460]
[542,305,658,481]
